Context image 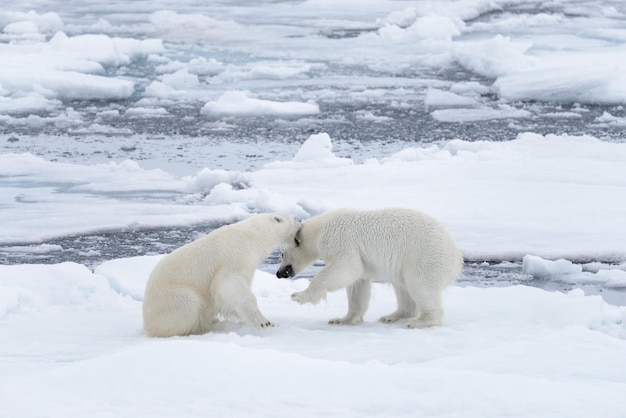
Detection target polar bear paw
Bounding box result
[379,311,408,323]
[291,291,312,304]
[407,313,442,329]
[291,290,324,305]
[238,306,275,330]
[328,316,363,326]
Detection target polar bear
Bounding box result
[143,213,301,337]
[276,208,462,328]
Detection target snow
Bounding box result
[424,88,481,108]
[494,62,626,104]
[523,254,583,277]
[2,1,626,416]
[595,111,626,126]
[524,255,626,288]
[288,132,353,167]
[3,131,625,260]
[1,1,626,115]
[1,260,625,417]
[149,10,242,43]
[201,90,320,117]
[431,105,532,122]
[3,130,626,416]
[0,30,162,109]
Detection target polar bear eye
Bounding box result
[294,237,300,247]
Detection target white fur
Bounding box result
[143,213,300,337]
[277,208,463,328]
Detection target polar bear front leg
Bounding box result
[291,287,326,304]
[329,278,371,325]
[215,271,273,329]
[291,261,364,305]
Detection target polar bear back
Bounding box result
[306,208,462,283]
[148,213,297,289]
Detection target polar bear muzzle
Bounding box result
[276,265,294,279]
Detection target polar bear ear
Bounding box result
[294,229,301,247]
[272,215,284,223]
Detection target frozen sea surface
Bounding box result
[2,0,626,297]
[3,2,626,417]
[2,0,626,165]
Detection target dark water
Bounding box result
[2,224,624,306]
[4,79,626,143]
[2,2,625,305]
[2,65,625,305]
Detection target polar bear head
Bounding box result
[276,226,317,278]
[235,212,301,254]
[255,212,302,250]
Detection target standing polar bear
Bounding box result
[277,208,463,328]
[143,213,301,337]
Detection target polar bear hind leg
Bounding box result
[329,278,371,325]
[143,287,215,337]
[379,282,417,323]
[404,282,444,329]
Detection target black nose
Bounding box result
[276,265,294,278]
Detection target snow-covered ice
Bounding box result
[2,1,626,417]
[3,132,624,262]
[1,259,625,417]
[201,90,320,116]
[2,130,626,417]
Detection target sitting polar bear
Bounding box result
[143,213,301,337]
[277,208,463,328]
